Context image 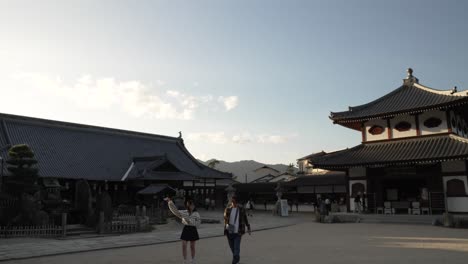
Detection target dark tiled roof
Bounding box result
[137,184,176,195]
[251,174,277,183]
[253,165,280,173]
[310,134,468,169]
[297,151,327,161]
[233,182,286,193]
[285,174,346,186]
[330,84,468,123]
[0,113,231,181]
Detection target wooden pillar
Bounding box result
[446,110,453,133]
[387,119,392,139]
[415,114,421,136]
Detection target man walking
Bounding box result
[224,196,251,264]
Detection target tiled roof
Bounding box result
[330,83,468,123]
[137,184,176,195]
[297,151,327,161]
[0,113,231,181]
[285,174,346,186]
[310,134,468,169]
[251,174,277,183]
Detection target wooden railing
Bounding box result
[0,225,63,238]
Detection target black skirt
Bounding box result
[180,225,199,241]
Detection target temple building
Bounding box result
[308,69,468,214]
[0,113,232,207]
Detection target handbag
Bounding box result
[227,208,239,234]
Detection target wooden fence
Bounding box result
[0,198,16,208]
[101,211,151,234]
[0,225,63,238]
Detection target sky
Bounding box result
[1,0,468,165]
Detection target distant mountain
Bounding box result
[200,159,297,183]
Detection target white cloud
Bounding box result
[218,96,239,111]
[232,133,253,144]
[256,134,289,144]
[187,132,228,144]
[9,72,232,120]
[156,80,166,86]
[189,132,297,145]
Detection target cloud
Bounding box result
[188,132,297,145]
[218,96,239,111]
[232,133,253,144]
[256,135,288,144]
[9,72,233,120]
[187,132,228,144]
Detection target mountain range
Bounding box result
[200,159,297,183]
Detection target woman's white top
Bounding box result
[167,200,201,227]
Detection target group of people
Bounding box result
[165,196,251,264]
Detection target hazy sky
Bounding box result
[1,0,468,164]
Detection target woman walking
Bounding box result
[165,197,201,264]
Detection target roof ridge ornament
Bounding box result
[403,67,419,85]
[451,86,457,94]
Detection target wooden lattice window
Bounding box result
[446,179,467,197]
[395,121,412,132]
[368,125,384,135]
[451,118,457,129]
[423,117,442,128]
[351,183,365,197]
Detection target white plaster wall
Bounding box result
[443,175,468,213]
[349,167,366,177]
[449,111,462,136]
[365,119,388,141]
[298,160,306,173]
[391,115,417,138]
[441,161,466,173]
[419,110,449,135]
[447,197,468,212]
[349,180,366,212]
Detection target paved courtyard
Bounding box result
[2,220,468,264]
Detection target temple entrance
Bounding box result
[368,165,444,214]
[383,179,427,201]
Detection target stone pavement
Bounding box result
[0,210,310,262]
[4,221,468,264]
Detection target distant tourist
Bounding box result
[264,200,267,211]
[325,197,331,212]
[210,198,216,211]
[362,193,367,212]
[245,199,254,217]
[354,193,362,213]
[205,197,210,210]
[224,196,251,264]
[165,197,201,264]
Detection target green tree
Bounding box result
[5,144,39,195]
[208,159,220,169]
[286,163,296,175]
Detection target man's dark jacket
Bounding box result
[224,205,251,235]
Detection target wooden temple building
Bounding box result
[0,113,232,208]
[306,68,468,214]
